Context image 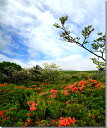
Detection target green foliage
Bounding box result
[0,61,22,83]
[28,65,42,82]
[0,77,105,127]
[90,58,106,69]
[54,16,106,69]
[10,69,31,84]
[40,63,61,83]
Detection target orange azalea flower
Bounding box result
[91,115,95,118]
[27,113,31,117]
[16,86,25,89]
[64,90,69,96]
[78,81,85,86]
[26,119,31,123]
[39,92,48,96]
[58,117,76,127]
[0,110,4,118]
[78,87,84,91]
[27,101,35,106]
[49,94,57,98]
[49,101,52,103]
[0,83,8,86]
[50,89,58,94]
[30,106,36,111]
[66,101,69,104]
[40,83,47,86]
[30,85,37,87]
[71,87,78,92]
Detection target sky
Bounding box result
[0,0,105,70]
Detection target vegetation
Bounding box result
[54,16,106,69]
[0,61,105,127]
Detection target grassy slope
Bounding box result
[60,70,98,74]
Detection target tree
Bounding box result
[0,61,22,82]
[54,16,106,70]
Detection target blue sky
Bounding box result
[0,0,105,70]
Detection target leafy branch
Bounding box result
[54,16,106,69]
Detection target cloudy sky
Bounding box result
[0,0,105,70]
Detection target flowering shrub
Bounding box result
[0,79,105,127]
[58,117,76,127]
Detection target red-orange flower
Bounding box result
[27,113,31,117]
[71,87,78,92]
[39,92,48,96]
[58,117,76,127]
[91,115,95,118]
[30,106,36,111]
[50,89,58,94]
[16,86,25,89]
[0,110,5,118]
[66,101,69,104]
[26,119,31,123]
[64,90,69,96]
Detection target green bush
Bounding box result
[0,61,22,83]
[91,70,105,82]
[10,69,31,84]
[40,63,61,83]
[28,65,42,82]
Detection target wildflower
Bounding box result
[91,115,95,118]
[30,106,36,111]
[40,83,47,86]
[71,87,78,92]
[26,119,31,123]
[39,92,48,96]
[16,86,25,89]
[50,89,58,94]
[78,81,85,86]
[58,117,76,127]
[30,85,37,87]
[27,113,31,117]
[0,90,3,92]
[66,101,69,104]
[0,83,8,86]
[78,87,84,91]
[0,110,4,118]
[64,90,69,96]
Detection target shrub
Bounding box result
[40,63,61,83]
[10,69,30,84]
[0,61,22,83]
[91,70,105,82]
[28,65,42,82]
[60,74,72,82]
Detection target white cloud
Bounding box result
[0,0,105,70]
[0,53,97,71]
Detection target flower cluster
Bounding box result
[0,83,8,86]
[0,110,4,118]
[16,86,25,89]
[39,92,48,96]
[27,101,38,111]
[58,117,76,127]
